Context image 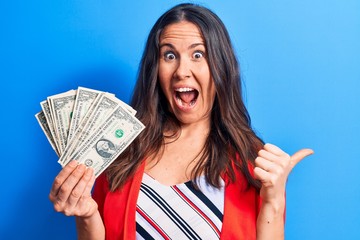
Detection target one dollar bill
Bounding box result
[59,104,145,177]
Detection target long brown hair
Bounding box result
[106,3,263,191]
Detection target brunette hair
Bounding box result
[107,3,263,191]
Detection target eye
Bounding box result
[164,51,176,61]
[193,51,204,59]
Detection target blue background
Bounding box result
[1,0,359,239]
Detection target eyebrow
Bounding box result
[159,42,205,50]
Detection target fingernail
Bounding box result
[77,164,86,171]
[86,167,94,175]
[69,160,78,167]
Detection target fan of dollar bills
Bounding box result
[35,87,145,178]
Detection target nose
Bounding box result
[174,57,191,80]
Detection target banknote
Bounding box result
[35,86,145,178]
[59,104,145,177]
[58,93,123,165]
[40,100,61,153]
[47,90,76,154]
[67,87,102,143]
[35,111,60,156]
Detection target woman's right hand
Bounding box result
[49,160,98,218]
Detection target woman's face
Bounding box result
[158,21,216,126]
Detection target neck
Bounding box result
[165,117,211,144]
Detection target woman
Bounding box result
[49,3,313,239]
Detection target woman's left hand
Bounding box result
[254,143,314,204]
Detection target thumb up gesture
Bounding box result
[254,143,314,203]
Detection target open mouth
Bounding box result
[174,87,199,108]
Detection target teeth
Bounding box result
[175,87,194,92]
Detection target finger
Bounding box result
[73,172,97,217]
[264,143,288,157]
[291,148,314,167]
[49,160,78,200]
[53,164,87,210]
[258,149,286,163]
[254,166,273,187]
[83,169,96,197]
[67,167,94,206]
[255,156,276,173]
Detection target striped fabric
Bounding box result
[136,173,225,240]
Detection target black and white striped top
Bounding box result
[136,173,225,239]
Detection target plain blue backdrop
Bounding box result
[1,0,359,239]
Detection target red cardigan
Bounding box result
[93,162,261,240]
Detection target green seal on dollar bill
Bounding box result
[115,129,124,138]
